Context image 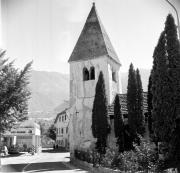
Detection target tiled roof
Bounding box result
[108,92,148,117]
[54,109,67,124]
[108,94,127,116]
[68,3,120,65]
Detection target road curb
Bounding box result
[22,155,41,173]
[62,161,90,172]
[71,159,120,173]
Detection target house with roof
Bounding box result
[108,92,148,121]
[54,109,70,150]
[2,120,41,153]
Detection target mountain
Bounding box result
[28,70,69,116]
[28,69,150,118]
[54,100,69,113]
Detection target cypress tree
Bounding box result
[168,118,180,172]
[165,14,180,170]
[127,63,137,136]
[152,15,180,143]
[92,71,109,154]
[165,14,180,127]
[152,31,169,142]
[114,95,124,152]
[147,71,153,134]
[135,68,145,135]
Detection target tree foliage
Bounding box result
[92,71,109,154]
[147,71,153,134]
[152,31,169,142]
[164,14,180,170]
[164,14,180,131]
[0,50,32,133]
[127,63,137,136]
[135,68,145,135]
[47,124,56,141]
[152,14,180,143]
[114,95,124,152]
[120,136,158,172]
[37,119,52,135]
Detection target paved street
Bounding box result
[1,149,89,173]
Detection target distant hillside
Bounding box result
[54,100,69,113]
[28,70,69,114]
[28,69,150,118]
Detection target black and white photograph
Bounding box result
[0,0,180,172]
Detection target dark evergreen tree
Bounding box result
[169,118,180,172]
[147,71,153,134]
[165,14,180,129]
[152,15,180,144]
[47,124,56,141]
[165,14,180,171]
[92,71,109,154]
[152,31,169,142]
[114,94,124,152]
[0,50,32,133]
[135,68,145,135]
[127,63,137,136]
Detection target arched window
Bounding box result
[83,67,89,81]
[112,72,116,82]
[90,66,95,80]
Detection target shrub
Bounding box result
[101,148,117,168]
[119,136,158,172]
[74,137,159,172]
[74,149,100,166]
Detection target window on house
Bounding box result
[83,67,89,81]
[65,115,66,121]
[62,116,64,122]
[112,72,116,82]
[61,128,63,134]
[90,66,95,80]
[59,116,61,122]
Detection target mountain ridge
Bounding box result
[28,69,150,118]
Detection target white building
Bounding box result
[54,109,69,150]
[2,120,41,153]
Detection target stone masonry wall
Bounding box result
[69,56,120,157]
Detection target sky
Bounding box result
[0,0,180,74]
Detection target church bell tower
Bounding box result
[68,3,121,156]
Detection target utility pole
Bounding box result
[165,0,180,39]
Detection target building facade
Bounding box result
[54,109,69,150]
[68,3,122,157]
[2,120,41,153]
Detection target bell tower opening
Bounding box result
[112,71,116,82]
[90,66,95,80]
[83,67,89,81]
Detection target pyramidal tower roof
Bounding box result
[68,3,120,64]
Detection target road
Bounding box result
[1,149,89,173]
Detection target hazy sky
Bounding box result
[1,0,180,74]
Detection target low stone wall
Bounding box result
[71,158,120,173]
[71,158,178,173]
